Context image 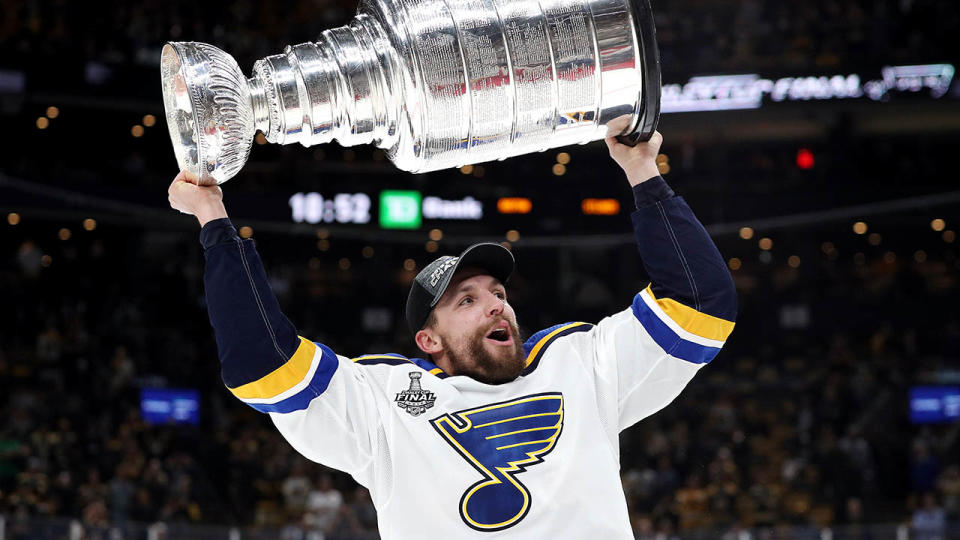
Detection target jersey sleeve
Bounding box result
[203,231,383,481]
[586,179,737,432]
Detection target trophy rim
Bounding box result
[160,41,255,185]
[160,42,204,181]
[622,0,662,144]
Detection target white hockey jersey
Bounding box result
[226,286,734,538]
[201,183,737,537]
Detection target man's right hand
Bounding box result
[604,130,664,188]
[168,171,228,227]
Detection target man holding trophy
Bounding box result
[164,0,737,536]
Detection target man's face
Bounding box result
[423,270,526,384]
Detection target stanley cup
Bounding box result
[160,0,661,184]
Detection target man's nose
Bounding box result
[485,292,504,316]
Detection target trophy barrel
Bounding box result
[359,0,661,172]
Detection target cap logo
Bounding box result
[429,257,459,287]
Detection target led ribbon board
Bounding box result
[662,64,956,113]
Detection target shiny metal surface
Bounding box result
[160,0,660,183]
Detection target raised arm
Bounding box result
[168,174,381,478]
[167,173,302,388]
[605,133,737,329]
[582,134,737,432]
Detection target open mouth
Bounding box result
[485,322,513,345]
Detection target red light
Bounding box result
[796,148,815,170]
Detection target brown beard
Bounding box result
[448,319,526,384]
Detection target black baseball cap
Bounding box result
[405,243,515,334]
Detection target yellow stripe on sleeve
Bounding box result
[352,355,408,362]
[229,337,318,400]
[646,285,735,341]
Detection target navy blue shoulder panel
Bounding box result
[350,353,449,378]
[521,322,594,376]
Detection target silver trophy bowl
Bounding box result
[160,0,661,185]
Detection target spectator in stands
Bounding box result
[333,487,379,539]
[937,465,960,521]
[283,460,313,517]
[912,492,946,540]
[912,442,941,495]
[305,473,342,534]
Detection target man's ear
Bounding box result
[415,327,443,356]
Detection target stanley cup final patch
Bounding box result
[395,372,437,417]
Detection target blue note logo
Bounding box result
[430,393,564,531]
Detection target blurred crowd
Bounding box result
[1,179,958,538]
[654,0,957,77]
[0,224,382,538]
[0,0,955,82]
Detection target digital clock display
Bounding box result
[289,192,372,224]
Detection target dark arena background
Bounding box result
[2,0,960,538]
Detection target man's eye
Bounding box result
[459,297,473,306]
[495,292,506,300]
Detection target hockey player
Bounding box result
[167,131,737,538]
